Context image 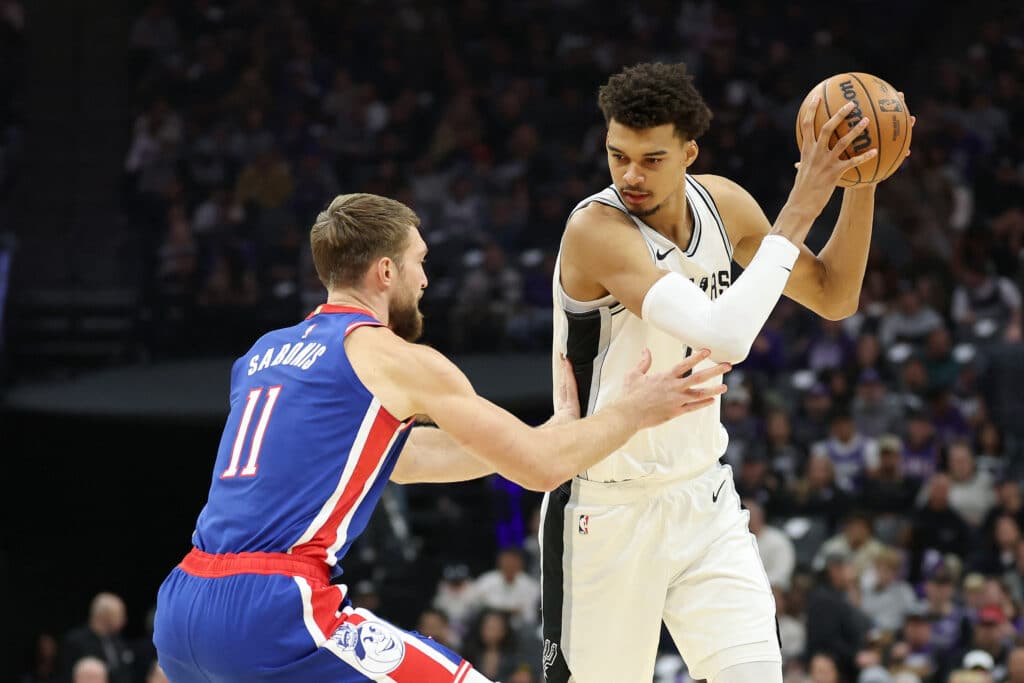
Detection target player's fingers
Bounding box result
[818,101,856,144]
[799,94,820,146]
[840,147,878,171]
[909,115,916,127]
[558,355,577,404]
[675,396,716,416]
[669,348,711,377]
[680,361,731,386]
[630,347,653,377]
[682,384,728,400]
[832,116,871,157]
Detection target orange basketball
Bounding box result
[795,72,912,187]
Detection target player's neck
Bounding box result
[643,185,693,248]
[326,289,387,325]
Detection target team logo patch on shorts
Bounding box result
[578,514,589,535]
[331,619,405,674]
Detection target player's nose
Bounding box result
[623,164,644,184]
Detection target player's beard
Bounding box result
[389,284,424,342]
[628,202,664,218]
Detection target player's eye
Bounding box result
[610,153,625,161]
[647,158,663,165]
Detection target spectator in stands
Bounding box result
[746,497,795,590]
[450,242,522,352]
[459,609,532,683]
[468,546,540,630]
[811,408,879,494]
[805,550,873,682]
[70,657,107,683]
[416,606,460,651]
[813,511,887,583]
[921,561,973,654]
[751,409,807,487]
[851,368,905,439]
[878,280,946,350]
[1007,646,1024,683]
[774,585,806,665]
[901,408,942,485]
[792,382,834,450]
[56,592,133,683]
[952,246,1023,344]
[973,422,1010,483]
[784,452,853,536]
[432,562,477,644]
[20,632,57,683]
[951,605,1014,683]
[860,547,919,637]
[909,474,972,583]
[916,440,994,528]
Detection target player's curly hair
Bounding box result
[597,62,713,141]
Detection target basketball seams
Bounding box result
[880,107,911,183]
[849,72,884,183]
[833,74,861,186]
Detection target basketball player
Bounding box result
[541,63,914,683]
[152,192,731,683]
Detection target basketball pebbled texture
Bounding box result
[795,72,912,187]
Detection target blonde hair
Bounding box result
[310,193,420,289]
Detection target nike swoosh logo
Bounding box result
[656,247,677,260]
[781,266,792,272]
[712,480,726,502]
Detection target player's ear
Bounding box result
[684,140,699,169]
[375,256,395,287]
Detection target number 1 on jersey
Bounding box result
[222,385,282,478]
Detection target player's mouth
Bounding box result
[621,190,650,205]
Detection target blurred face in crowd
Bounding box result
[996,480,1021,510]
[995,516,1021,551]
[807,454,834,488]
[766,411,791,444]
[856,334,881,367]
[904,617,932,648]
[497,549,524,581]
[925,575,955,607]
[844,517,871,547]
[809,653,840,683]
[928,474,951,508]
[879,446,903,478]
[606,120,696,219]
[948,443,976,482]
[1008,647,1024,683]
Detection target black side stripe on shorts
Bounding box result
[541,482,573,683]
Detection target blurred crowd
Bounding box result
[21,0,1024,682]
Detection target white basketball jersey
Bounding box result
[552,176,735,483]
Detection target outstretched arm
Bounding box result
[391,356,584,484]
[350,328,729,491]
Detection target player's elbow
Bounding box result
[819,299,857,321]
[709,334,753,365]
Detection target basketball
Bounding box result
[795,72,912,187]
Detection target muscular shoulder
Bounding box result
[690,173,770,242]
[562,201,644,258]
[346,326,469,418]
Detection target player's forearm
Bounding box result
[391,427,496,484]
[642,235,799,363]
[814,186,876,319]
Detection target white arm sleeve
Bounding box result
[640,234,800,363]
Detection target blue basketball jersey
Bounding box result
[191,304,413,578]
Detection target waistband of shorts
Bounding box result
[179,547,331,584]
[571,462,727,505]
